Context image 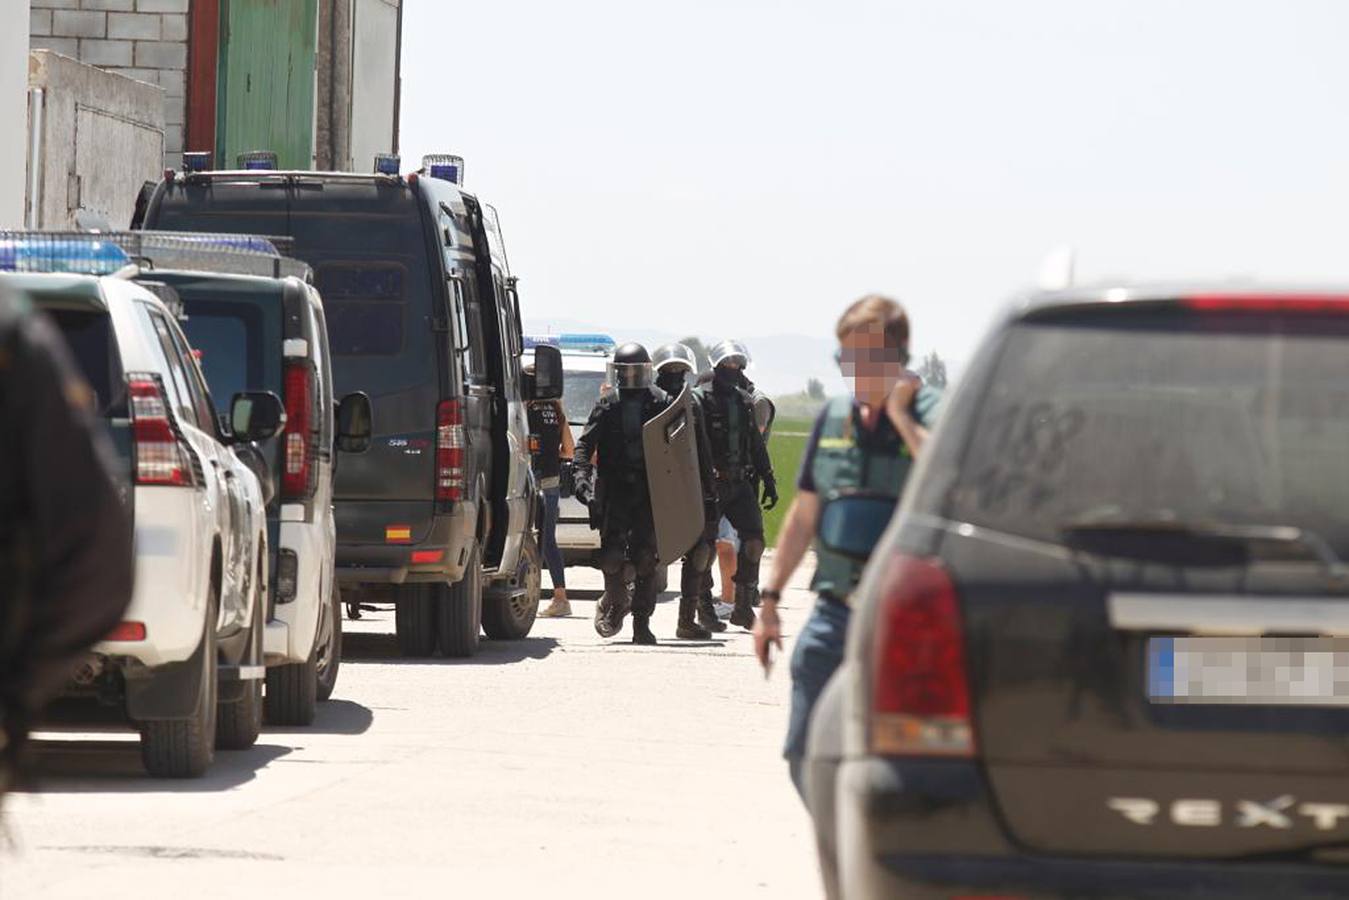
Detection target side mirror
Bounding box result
[230,391,285,443]
[816,491,898,563]
[529,344,563,400]
[336,392,373,453]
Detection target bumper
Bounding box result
[94,489,206,668]
[836,757,1349,899]
[336,505,474,586]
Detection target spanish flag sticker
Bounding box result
[385,525,413,544]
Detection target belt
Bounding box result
[715,466,757,484]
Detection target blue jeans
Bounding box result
[785,598,851,794]
[541,488,565,589]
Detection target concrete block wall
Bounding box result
[30,0,188,166]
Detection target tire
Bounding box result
[394,583,438,657]
[437,542,482,658]
[217,562,264,750]
[482,535,541,640]
[316,582,342,701]
[141,592,218,778]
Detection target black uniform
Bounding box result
[573,385,672,642]
[0,293,134,796]
[655,369,724,636]
[695,369,778,627]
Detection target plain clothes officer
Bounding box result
[694,340,778,630]
[573,343,672,645]
[754,295,941,797]
[652,343,721,639]
[525,365,575,618]
[0,290,134,800]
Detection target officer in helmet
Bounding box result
[652,343,724,639]
[573,343,672,645]
[695,339,778,629]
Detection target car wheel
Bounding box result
[265,602,319,728]
[482,534,541,640]
[437,542,482,658]
[141,589,218,778]
[394,583,438,657]
[316,582,342,701]
[217,560,264,749]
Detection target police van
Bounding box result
[139,152,563,658]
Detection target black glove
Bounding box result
[760,476,779,511]
[574,470,594,506]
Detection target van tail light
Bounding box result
[1183,294,1349,313]
[436,399,466,504]
[282,360,315,499]
[128,374,194,487]
[870,554,975,757]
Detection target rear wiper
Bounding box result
[1061,517,1349,582]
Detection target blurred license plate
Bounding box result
[1147,636,1349,705]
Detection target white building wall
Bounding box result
[1,0,32,227]
[348,0,399,171]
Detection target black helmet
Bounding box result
[609,342,653,390]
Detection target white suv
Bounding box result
[4,242,279,778]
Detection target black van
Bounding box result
[139,156,561,658]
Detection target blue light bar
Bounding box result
[523,335,561,350]
[422,154,464,185]
[237,150,278,171]
[558,333,617,351]
[0,238,131,275]
[182,151,212,173]
[374,153,401,176]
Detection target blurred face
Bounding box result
[837,323,904,406]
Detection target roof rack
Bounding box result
[0,230,312,281]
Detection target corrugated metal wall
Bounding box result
[216,0,318,169]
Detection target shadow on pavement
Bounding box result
[342,631,560,666]
[18,740,291,794]
[264,698,373,736]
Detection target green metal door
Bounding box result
[216,0,318,170]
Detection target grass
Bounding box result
[763,415,815,546]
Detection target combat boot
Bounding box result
[594,583,629,638]
[676,596,712,640]
[697,594,727,633]
[730,585,757,629]
[632,615,658,645]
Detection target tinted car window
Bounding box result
[947,310,1349,551]
[180,301,268,409]
[47,308,125,416]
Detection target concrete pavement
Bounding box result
[2,554,824,899]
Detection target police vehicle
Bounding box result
[807,283,1349,899]
[2,236,279,778]
[112,231,374,725]
[139,152,562,658]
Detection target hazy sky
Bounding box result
[399,0,1349,369]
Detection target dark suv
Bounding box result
[139,157,560,658]
[809,285,1349,899]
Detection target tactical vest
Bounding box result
[700,383,755,477]
[810,396,914,603]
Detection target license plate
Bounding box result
[1147,636,1349,705]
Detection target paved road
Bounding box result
[3,555,824,899]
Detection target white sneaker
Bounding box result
[714,602,734,619]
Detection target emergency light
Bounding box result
[523,335,561,350]
[182,151,212,173]
[0,238,131,275]
[374,153,401,176]
[423,154,464,185]
[558,333,617,352]
[237,150,278,171]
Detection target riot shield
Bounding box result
[643,387,706,564]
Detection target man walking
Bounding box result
[573,343,671,645]
[694,340,778,630]
[753,295,941,795]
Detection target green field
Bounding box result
[763,416,815,546]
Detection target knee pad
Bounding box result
[632,552,658,579]
[742,537,765,563]
[688,541,714,572]
[597,546,625,576]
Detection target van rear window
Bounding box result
[318,263,405,356]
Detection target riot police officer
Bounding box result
[652,343,723,639]
[573,343,671,645]
[695,340,778,629]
